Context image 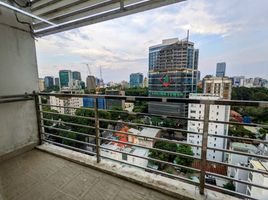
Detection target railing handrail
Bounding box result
[39,92,268,107]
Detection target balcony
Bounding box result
[1,93,268,200]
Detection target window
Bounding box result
[191,110,196,113]
[213,156,215,159]
[214,144,216,147]
[122,153,127,161]
[214,138,217,141]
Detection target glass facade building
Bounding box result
[129,73,143,88]
[44,76,54,89]
[72,71,81,81]
[59,70,72,88]
[148,38,199,116]
[216,62,226,77]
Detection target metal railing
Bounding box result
[6,92,267,199]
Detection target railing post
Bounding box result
[199,102,210,195]
[33,91,43,145]
[94,97,101,163]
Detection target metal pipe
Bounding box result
[94,98,101,163]
[199,103,210,195]
[99,136,200,160]
[100,145,200,172]
[43,139,96,156]
[0,1,56,26]
[42,125,96,139]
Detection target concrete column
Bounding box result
[0,2,39,159]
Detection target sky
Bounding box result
[35,0,268,83]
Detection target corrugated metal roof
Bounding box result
[1,0,185,37]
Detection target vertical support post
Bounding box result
[33,91,43,145]
[94,97,101,163]
[199,102,210,195]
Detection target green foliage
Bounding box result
[229,125,256,138]
[44,86,60,92]
[149,141,177,170]
[232,87,268,101]
[151,116,177,128]
[133,101,148,113]
[259,128,268,140]
[125,87,148,96]
[223,182,235,191]
[175,144,194,173]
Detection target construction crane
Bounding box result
[81,63,91,75]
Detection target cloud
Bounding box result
[36,0,268,82]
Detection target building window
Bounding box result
[214,144,216,147]
[213,156,215,159]
[214,138,217,141]
[122,153,127,161]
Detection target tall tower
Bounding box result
[59,70,72,88]
[148,37,199,116]
[216,62,226,77]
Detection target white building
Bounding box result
[128,127,161,148]
[247,160,268,199]
[101,143,149,168]
[50,95,83,115]
[203,76,232,99]
[187,93,230,162]
[228,142,258,177]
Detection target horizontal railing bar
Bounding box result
[38,92,268,107]
[43,139,96,156]
[40,103,202,122]
[40,105,202,135]
[0,93,33,99]
[41,110,96,121]
[43,132,96,147]
[98,118,202,135]
[208,119,268,129]
[205,184,257,200]
[206,171,268,190]
[39,103,95,111]
[207,147,268,160]
[100,146,200,172]
[99,127,202,148]
[0,97,34,104]
[100,154,200,186]
[100,136,200,160]
[208,133,268,144]
[206,159,268,176]
[42,125,96,138]
[41,118,96,130]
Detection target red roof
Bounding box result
[192,160,227,176]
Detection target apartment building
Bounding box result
[187,93,230,162]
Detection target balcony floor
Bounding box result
[0,149,178,200]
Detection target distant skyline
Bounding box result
[36,0,268,82]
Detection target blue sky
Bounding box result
[36,0,268,82]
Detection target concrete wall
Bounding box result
[0,2,39,159]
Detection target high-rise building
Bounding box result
[86,75,96,90]
[148,38,199,116]
[38,78,45,91]
[72,71,81,81]
[54,77,60,86]
[203,77,232,100]
[44,76,54,89]
[187,93,230,162]
[59,70,72,88]
[216,62,226,77]
[129,73,143,88]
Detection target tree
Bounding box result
[175,144,194,173]
[149,141,177,170]
[229,125,256,139]
[125,87,148,96]
[223,182,235,191]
